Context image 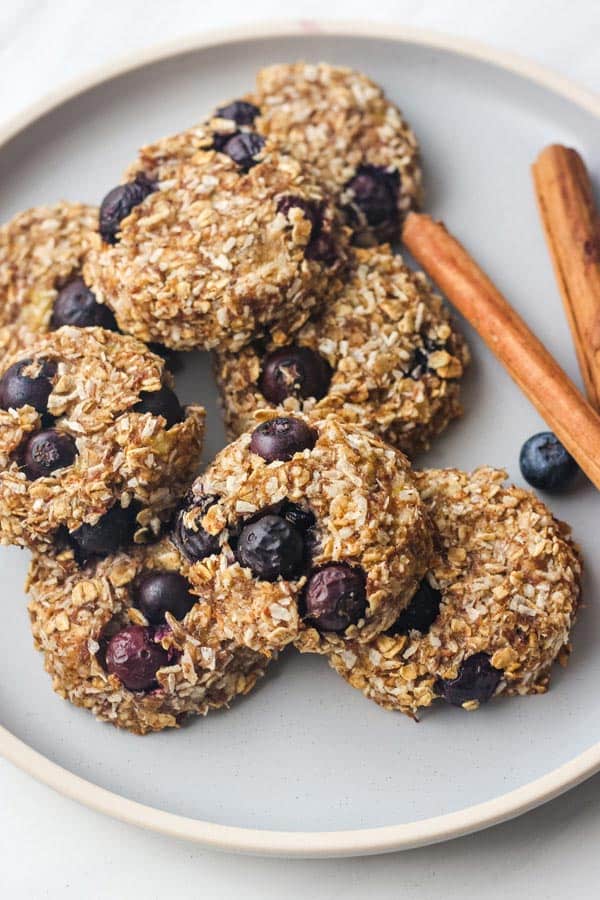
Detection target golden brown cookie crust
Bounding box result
[27,538,269,735]
[87,148,348,351]
[180,413,433,655]
[327,467,582,717]
[0,327,204,549]
[215,245,469,455]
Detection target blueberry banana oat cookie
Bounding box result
[327,467,582,716]
[85,143,348,351]
[250,63,423,247]
[173,413,433,655]
[0,203,115,359]
[27,537,269,734]
[215,245,468,455]
[0,326,204,551]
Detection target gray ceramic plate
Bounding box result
[1,23,599,857]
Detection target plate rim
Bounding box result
[1,19,599,858]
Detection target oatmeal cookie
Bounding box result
[27,538,269,734]
[251,62,423,246]
[327,467,582,716]
[0,203,115,358]
[172,413,432,655]
[85,144,348,351]
[0,326,204,551]
[215,245,468,455]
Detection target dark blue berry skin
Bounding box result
[235,513,304,581]
[0,358,57,413]
[22,429,78,480]
[172,498,221,562]
[387,579,441,636]
[250,416,318,463]
[50,278,118,331]
[258,347,332,405]
[435,653,502,707]
[99,173,156,244]
[519,432,579,492]
[134,572,196,625]
[70,503,137,563]
[105,625,169,691]
[133,385,184,429]
[215,100,260,125]
[220,132,265,170]
[301,563,367,632]
[276,195,323,233]
[344,165,400,245]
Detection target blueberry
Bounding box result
[276,195,323,233]
[280,501,316,532]
[304,231,338,266]
[387,579,442,636]
[147,343,182,374]
[250,416,317,463]
[0,358,57,413]
[436,652,502,707]
[99,173,156,244]
[258,346,332,405]
[519,432,579,492]
[235,513,304,581]
[22,429,77,480]
[220,132,265,170]
[105,625,169,691]
[172,498,221,562]
[301,563,367,632]
[50,277,118,331]
[344,165,400,241]
[134,572,196,625]
[215,100,260,125]
[133,385,184,429]
[70,503,137,562]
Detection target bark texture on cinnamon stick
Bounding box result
[402,211,600,491]
[532,144,600,409]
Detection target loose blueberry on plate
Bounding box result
[0,358,57,413]
[133,384,184,429]
[302,563,367,632]
[105,625,169,691]
[235,513,304,581]
[134,572,196,625]
[22,429,77,480]
[258,346,332,404]
[435,652,502,707]
[387,579,441,636]
[50,277,118,330]
[215,100,260,125]
[249,416,317,463]
[99,173,156,244]
[519,431,579,492]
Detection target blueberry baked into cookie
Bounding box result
[0,326,204,551]
[215,245,469,455]
[85,142,348,351]
[172,413,433,655]
[28,537,268,734]
[327,467,582,716]
[0,203,113,360]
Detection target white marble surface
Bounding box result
[1,2,599,897]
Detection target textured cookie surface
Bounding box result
[327,467,582,717]
[216,245,468,455]
[251,63,423,246]
[173,413,432,654]
[87,146,348,351]
[0,203,107,358]
[28,538,269,735]
[0,327,204,550]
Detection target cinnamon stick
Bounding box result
[532,144,600,409]
[402,211,600,491]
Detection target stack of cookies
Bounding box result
[0,63,582,734]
